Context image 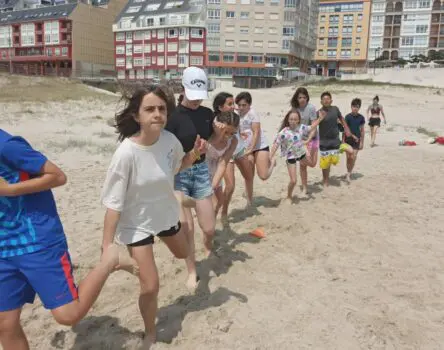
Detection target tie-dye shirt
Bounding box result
[0,130,66,258]
[274,125,311,160]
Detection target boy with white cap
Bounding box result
[165,66,216,291]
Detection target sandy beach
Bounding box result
[1,75,444,350]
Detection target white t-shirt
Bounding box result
[101,130,184,245]
[239,108,269,150]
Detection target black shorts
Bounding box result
[369,118,381,127]
[127,222,181,247]
[286,154,306,164]
[253,146,270,154]
[344,136,360,150]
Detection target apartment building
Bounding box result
[368,0,444,62]
[314,0,371,76]
[206,0,319,84]
[112,0,206,80]
[0,0,126,76]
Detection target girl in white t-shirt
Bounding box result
[235,92,276,182]
[270,109,324,203]
[101,85,203,348]
[212,92,254,225]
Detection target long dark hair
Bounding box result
[213,92,234,115]
[279,109,301,131]
[291,87,310,109]
[115,84,173,142]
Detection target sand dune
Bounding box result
[1,77,444,349]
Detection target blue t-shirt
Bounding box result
[345,113,365,139]
[0,130,66,258]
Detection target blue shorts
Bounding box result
[0,240,78,312]
[175,161,213,200]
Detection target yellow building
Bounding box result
[314,0,371,76]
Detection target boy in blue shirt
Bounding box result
[343,98,365,182]
[0,129,137,350]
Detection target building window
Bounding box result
[341,49,351,58]
[319,38,325,45]
[355,49,360,56]
[329,15,339,23]
[253,40,263,47]
[254,27,264,34]
[144,31,151,39]
[44,21,59,45]
[179,54,187,64]
[126,45,132,55]
[116,33,125,41]
[207,0,220,3]
[62,47,68,56]
[318,49,323,56]
[168,55,178,65]
[357,14,363,21]
[401,36,414,46]
[127,6,141,13]
[282,39,290,49]
[21,23,35,46]
[327,49,336,57]
[356,37,361,44]
[191,42,204,51]
[357,25,362,33]
[237,55,249,62]
[223,54,234,62]
[320,15,325,22]
[190,28,204,38]
[270,13,279,20]
[226,25,235,32]
[157,43,164,52]
[116,58,125,66]
[419,0,430,8]
[144,44,151,53]
[157,29,164,39]
[328,37,338,47]
[341,38,352,47]
[207,9,221,19]
[134,31,143,41]
[269,27,277,34]
[158,56,164,66]
[116,45,125,54]
[284,0,296,7]
[168,29,178,38]
[255,12,264,20]
[284,11,295,22]
[190,56,203,65]
[226,11,235,18]
[117,71,125,79]
[134,58,143,66]
[328,26,339,35]
[168,42,178,51]
[268,41,278,48]
[207,37,220,47]
[251,55,262,63]
[126,32,133,41]
[225,40,234,47]
[343,14,353,23]
[208,24,220,34]
[134,45,143,53]
[342,26,352,35]
[319,27,325,34]
[416,25,428,34]
[283,27,295,36]
[145,57,151,65]
[240,12,249,19]
[208,52,219,61]
[239,40,249,47]
[240,26,249,34]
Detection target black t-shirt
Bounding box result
[318,106,342,151]
[165,104,214,162]
[345,113,365,139]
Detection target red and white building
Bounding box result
[0,0,126,77]
[113,0,206,80]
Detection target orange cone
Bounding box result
[250,227,266,238]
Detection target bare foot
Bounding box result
[140,334,156,350]
[345,173,351,183]
[117,249,139,276]
[300,188,308,199]
[283,197,293,205]
[221,215,229,227]
[186,273,200,292]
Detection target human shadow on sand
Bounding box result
[313,173,364,188]
[156,225,255,344]
[229,195,281,224]
[50,315,144,350]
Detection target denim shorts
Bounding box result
[175,161,213,200]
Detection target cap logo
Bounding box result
[190,79,206,88]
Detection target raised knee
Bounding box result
[53,309,82,326]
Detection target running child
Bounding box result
[317,91,354,187]
[367,95,387,147]
[206,110,239,215]
[0,130,138,350]
[343,98,365,181]
[270,109,325,203]
[101,85,203,348]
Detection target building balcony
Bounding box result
[113,17,205,31]
[60,40,72,45]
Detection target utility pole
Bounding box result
[8,25,12,74]
[373,47,381,75]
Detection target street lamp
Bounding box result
[373,46,381,75]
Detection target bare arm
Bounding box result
[102,208,121,248]
[211,138,238,189]
[359,125,365,149]
[270,141,279,159]
[0,160,67,197]
[339,115,352,138]
[247,122,261,154]
[178,135,205,172]
[380,106,387,123]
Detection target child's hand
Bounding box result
[352,135,359,142]
[318,110,327,120]
[193,135,207,156]
[214,121,226,130]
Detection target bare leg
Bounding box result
[50,244,137,326]
[195,196,216,258]
[235,156,254,206]
[286,163,297,202]
[213,187,224,216]
[0,309,29,350]
[346,150,358,181]
[221,163,235,224]
[322,167,330,187]
[181,207,198,291]
[129,245,159,348]
[254,150,275,181]
[299,161,309,196]
[371,126,379,146]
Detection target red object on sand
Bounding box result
[405,141,417,146]
[436,137,444,145]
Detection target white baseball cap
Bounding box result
[182,66,209,101]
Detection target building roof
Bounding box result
[115,0,197,23]
[0,3,77,25]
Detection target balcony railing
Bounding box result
[113,16,205,31]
